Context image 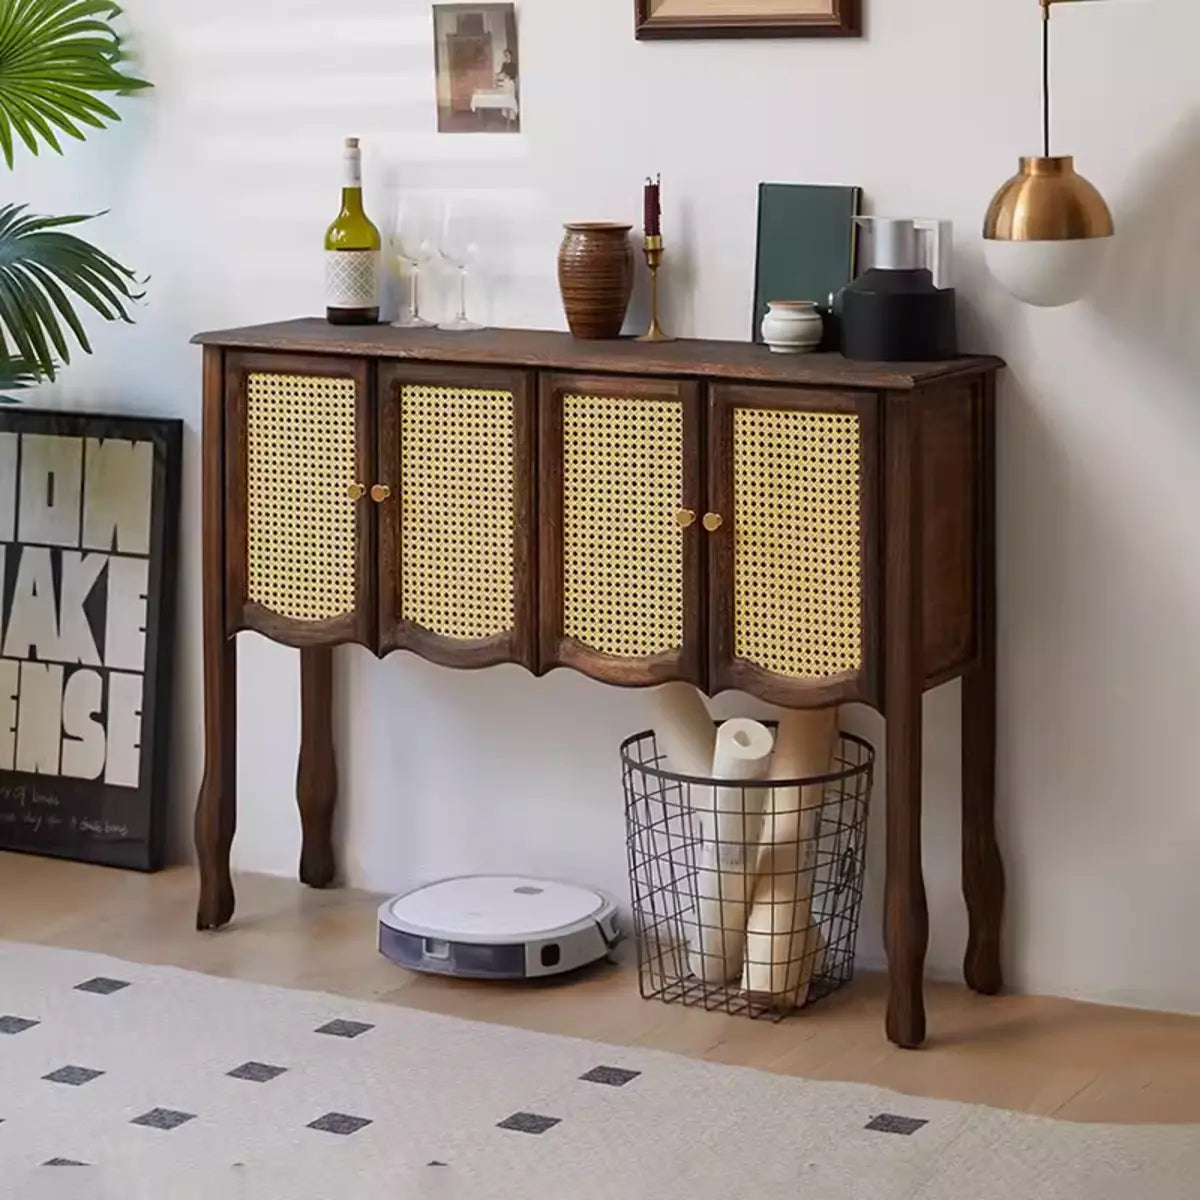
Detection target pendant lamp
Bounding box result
[983,0,1115,307]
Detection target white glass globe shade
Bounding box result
[984,236,1112,308]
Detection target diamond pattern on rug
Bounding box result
[0,1015,38,1034]
[866,1113,928,1135]
[498,1112,561,1135]
[580,1065,641,1087]
[75,977,131,995]
[8,943,1200,1197]
[227,1061,288,1083]
[308,1112,372,1135]
[43,1159,88,1166]
[131,1108,196,1131]
[43,1066,104,1086]
[314,1019,374,1039]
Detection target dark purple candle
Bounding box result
[644,175,661,237]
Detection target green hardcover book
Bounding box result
[752,183,862,347]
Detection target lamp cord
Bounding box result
[1042,5,1051,157]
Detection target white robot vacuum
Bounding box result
[378,875,621,980]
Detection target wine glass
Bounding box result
[437,200,484,332]
[389,196,434,329]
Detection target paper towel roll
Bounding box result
[650,682,714,777]
[742,708,839,1008]
[687,718,774,983]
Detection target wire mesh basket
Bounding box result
[622,728,875,1021]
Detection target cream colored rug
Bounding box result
[0,941,1194,1199]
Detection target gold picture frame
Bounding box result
[634,0,860,39]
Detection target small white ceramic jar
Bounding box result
[761,300,823,354]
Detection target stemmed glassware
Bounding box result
[389,196,434,329]
[437,199,484,332]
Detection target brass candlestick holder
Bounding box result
[637,235,673,343]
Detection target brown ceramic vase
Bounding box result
[557,222,634,339]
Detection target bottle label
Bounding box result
[325,250,380,310]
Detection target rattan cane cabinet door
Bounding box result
[225,352,375,648]
[708,385,879,707]
[376,363,536,669]
[539,373,704,688]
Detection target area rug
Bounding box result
[0,941,1195,1200]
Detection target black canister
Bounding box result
[841,217,959,362]
[841,268,958,362]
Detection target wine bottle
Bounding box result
[325,137,381,325]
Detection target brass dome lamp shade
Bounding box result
[983,0,1115,307]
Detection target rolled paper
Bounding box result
[650,682,714,778]
[742,708,839,1009]
[650,683,718,973]
[687,718,774,983]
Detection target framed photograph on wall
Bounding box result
[0,409,182,871]
[433,3,521,133]
[635,0,860,39]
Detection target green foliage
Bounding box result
[0,354,36,400]
[0,204,142,378]
[0,0,150,394]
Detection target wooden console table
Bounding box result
[192,319,1004,1049]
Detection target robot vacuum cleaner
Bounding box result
[378,875,621,980]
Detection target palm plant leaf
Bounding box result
[0,354,40,399]
[0,202,143,379]
[0,0,151,167]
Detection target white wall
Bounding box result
[13,0,1200,1013]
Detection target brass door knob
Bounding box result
[347,482,366,502]
[674,508,696,529]
[702,512,724,533]
[370,484,392,503]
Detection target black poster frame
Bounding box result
[0,407,182,871]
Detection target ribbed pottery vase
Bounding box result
[557,222,634,339]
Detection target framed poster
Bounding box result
[0,409,182,871]
[635,0,860,39]
[433,3,521,133]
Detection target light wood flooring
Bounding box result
[4,853,1200,1125]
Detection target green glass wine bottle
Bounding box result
[325,137,381,325]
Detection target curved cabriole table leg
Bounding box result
[883,392,930,1049]
[297,645,337,888]
[963,660,1004,994]
[194,632,236,930]
[963,373,1004,995]
[195,345,237,931]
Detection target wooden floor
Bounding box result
[5,854,1200,1126]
